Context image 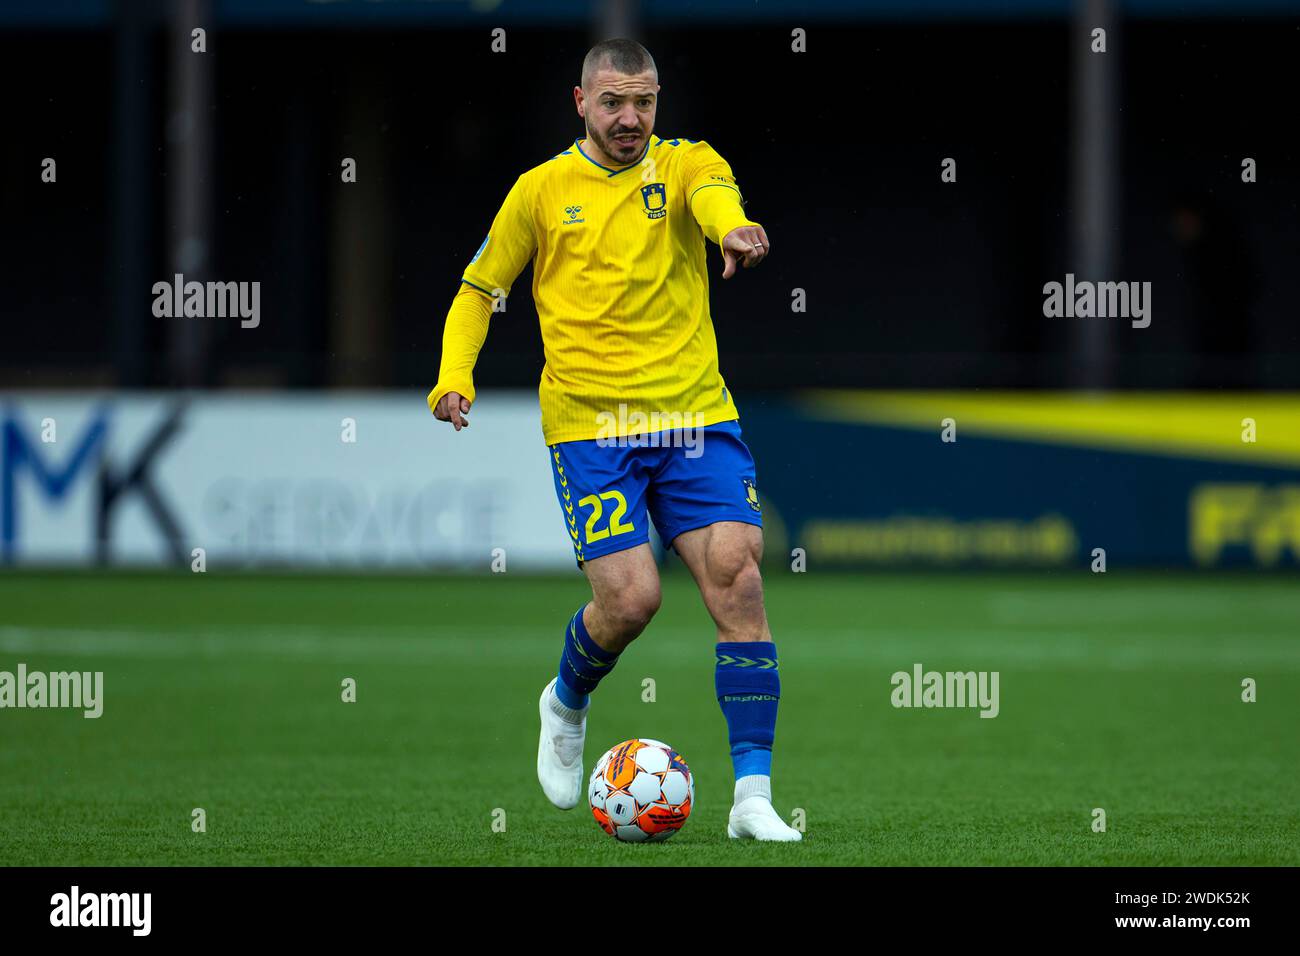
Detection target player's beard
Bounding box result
[588,121,647,166]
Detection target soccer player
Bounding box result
[428,39,799,842]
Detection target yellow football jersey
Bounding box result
[458,135,760,445]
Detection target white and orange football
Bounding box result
[588,738,694,842]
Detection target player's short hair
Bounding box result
[581,38,658,90]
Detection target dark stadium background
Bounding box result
[3,3,1297,392]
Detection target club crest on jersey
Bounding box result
[640,182,667,219]
[562,205,585,225]
[742,478,761,513]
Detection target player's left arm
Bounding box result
[683,142,769,279]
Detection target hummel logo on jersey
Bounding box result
[562,205,584,224]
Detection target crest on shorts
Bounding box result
[640,182,667,219]
[742,478,761,513]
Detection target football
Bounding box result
[588,738,694,842]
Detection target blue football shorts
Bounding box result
[546,419,763,567]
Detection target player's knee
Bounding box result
[726,559,765,611]
[708,541,763,602]
[604,583,661,642]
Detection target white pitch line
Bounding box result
[989,590,1300,623]
[0,625,1297,671]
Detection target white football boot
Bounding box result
[537,678,587,810]
[727,775,803,842]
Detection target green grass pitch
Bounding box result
[0,569,1296,866]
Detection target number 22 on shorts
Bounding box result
[578,490,635,543]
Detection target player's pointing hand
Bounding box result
[720,225,770,279]
[434,391,472,431]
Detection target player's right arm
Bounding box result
[427,173,538,430]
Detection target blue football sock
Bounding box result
[715,641,780,782]
[555,605,619,710]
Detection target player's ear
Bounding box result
[573,86,585,116]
